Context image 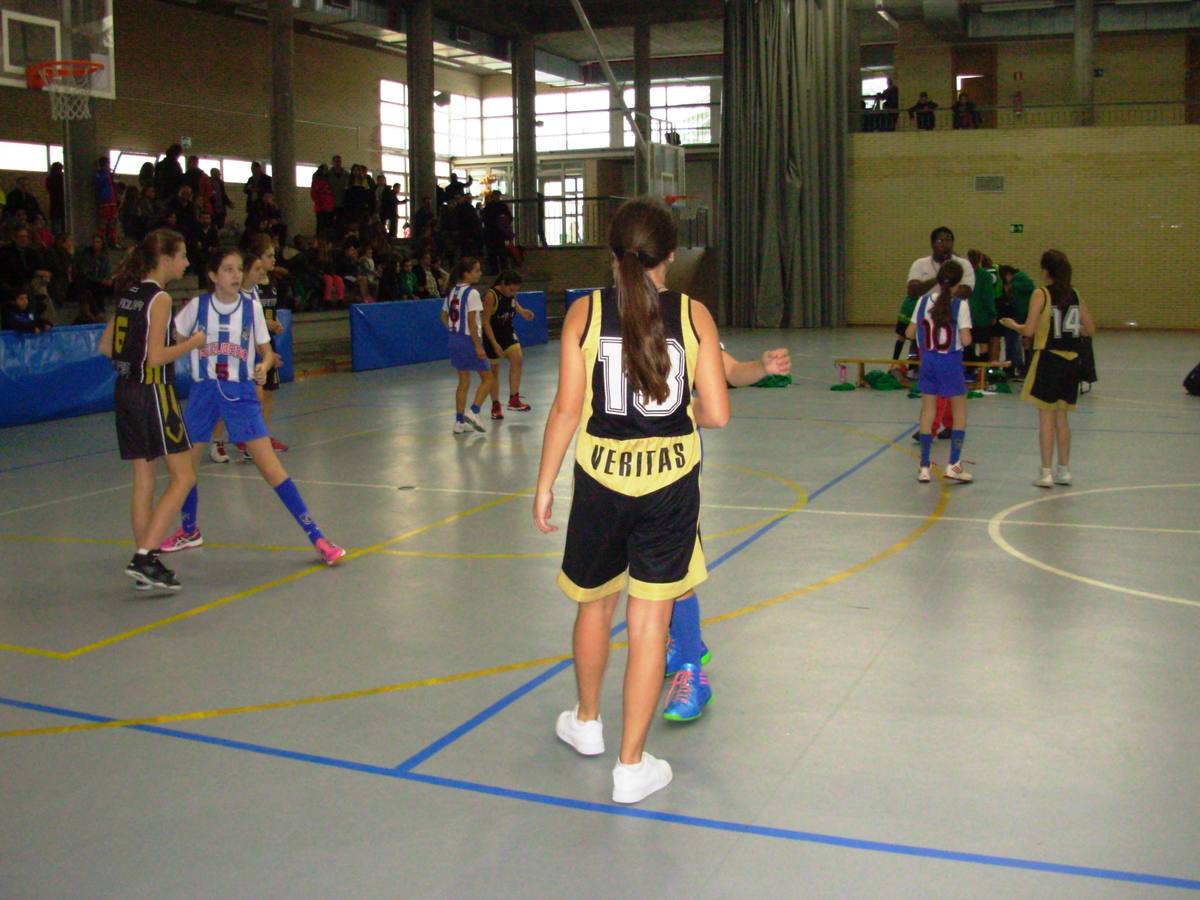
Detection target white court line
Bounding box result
[987,484,1200,609]
[799,508,1200,536]
[0,483,131,519]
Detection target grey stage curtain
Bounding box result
[719,0,847,327]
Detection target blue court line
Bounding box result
[0,447,113,475]
[2,695,1198,891]
[393,424,916,773]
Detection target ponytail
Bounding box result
[608,199,677,405]
[1040,249,1074,312]
[114,228,185,294]
[931,259,963,330]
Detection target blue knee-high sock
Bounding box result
[273,478,324,544]
[919,433,933,467]
[669,594,703,667]
[181,486,199,533]
[950,430,965,465]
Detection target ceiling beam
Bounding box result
[528,0,725,32]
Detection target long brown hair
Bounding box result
[1040,249,1074,312]
[114,228,185,293]
[608,199,677,404]
[931,259,963,330]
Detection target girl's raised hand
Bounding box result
[533,489,557,533]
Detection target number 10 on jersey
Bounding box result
[598,337,686,417]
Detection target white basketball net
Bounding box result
[43,68,95,121]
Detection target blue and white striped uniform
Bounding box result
[174,291,272,444]
[176,291,269,382]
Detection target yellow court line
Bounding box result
[2,491,526,661]
[0,425,943,734]
[379,550,561,559]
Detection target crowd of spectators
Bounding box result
[2,142,526,333]
[862,80,983,131]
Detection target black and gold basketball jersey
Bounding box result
[574,288,701,497]
[489,288,515,329]
[1034,287,1084,353]
[111,280,173,384]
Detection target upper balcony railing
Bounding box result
[856,100,1194,132]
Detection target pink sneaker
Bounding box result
[315,538,346,566]
[507,393,531,411]
[270,437,289,452]
[160,527,202,553]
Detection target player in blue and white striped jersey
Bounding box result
[159,246,345,566]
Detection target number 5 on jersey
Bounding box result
[598,337,686,417]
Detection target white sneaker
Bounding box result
[917,466,931,483]
[1053,466,1073,485]
[555,706,604,756]
[945,462,973,483]
[463,409,487,433]
[452,420,471,434]
[1034,468,1054,488]
[209,441,230,464]
[612,752,673,804]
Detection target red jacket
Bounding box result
[311,177,334,214]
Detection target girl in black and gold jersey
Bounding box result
[1000,249,1095,488]
[534,199,729,805]
[99,229,207,590]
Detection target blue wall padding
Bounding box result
[1,324,112,427]
[350,300,448,372]
[350,292,548,373]
[1,311,295,429]
[565,288,599,311]
[512,291,548,347]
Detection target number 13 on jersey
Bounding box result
[598,337,686,417]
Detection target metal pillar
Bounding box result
[60,0,97,242]
[513,32,539,247]
[1073,0,1095,126]
[407,0,436,213]
[268,0,296,227]
[633,20,652,195]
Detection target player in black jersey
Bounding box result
[1000,249,1095,488]
[482,270,535,419]
[534,199,729,804]
[99,230,207,590]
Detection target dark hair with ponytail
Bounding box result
[1040,249,1074,312]
[931,259,964,330]
[114,228,185,294]
[206,246,243,286]
[492,269,523,290]
[608,198,677,404]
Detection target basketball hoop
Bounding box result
[26,60,104,121]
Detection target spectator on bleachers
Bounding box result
[137,161,155,192]
[356,244,379,301]
[137,185,164,233]
[1,286,52,333]
[46,162,65,234]
[879,78,899,131]
[244,161,272,217]
[444,171,473,202]
[908,92,938,130]
[482,192,514,275]
[45,232,77,311]
[75,234,114,309]
[154,143,184,201]
[210,167,232,230]
[118,185,142,241]
[453,193,484,259]
[327,155,350,225]
[31,214,53,250]
[182,156,214,215]
[953,92,981,130]
[378,177,400,238]
[285,235,321,310]
[166,185,198,236]
[412,197,435,243]
[94,155,119,247]
[0,225,51,296]
[5,176,43,223]
[310,165,334,236]
[344,165,373,228]
[188,209,221,280]
[414,249,448,299]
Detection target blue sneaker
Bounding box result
[662,663,712,722]
[665,638,711,678]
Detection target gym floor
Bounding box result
[2,328,1198,898]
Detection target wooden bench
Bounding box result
[833,357,1011,391]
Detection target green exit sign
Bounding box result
[1011,223,1024,233]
